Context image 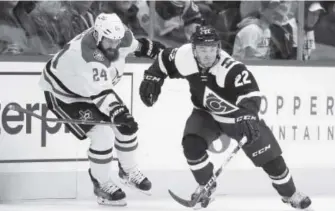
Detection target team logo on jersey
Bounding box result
[79,109,93,121]
[111,68,122,86]
[115,26,121,31]
[203,87,239,115]
[93,50,105,62]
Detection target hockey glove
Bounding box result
[235,114,260,145]
[139,70,165,107]
[110,103,138,131]
[135,38,166,59]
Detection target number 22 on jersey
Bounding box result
[234,70,251,87]
[220,57,251,88]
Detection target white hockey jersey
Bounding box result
[39,27,138,116]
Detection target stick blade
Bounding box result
[168,189,196,208]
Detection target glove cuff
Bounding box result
[236,115,257,123]
[109,104,126,121]
[135,38,165,59]
[144,70,166,85]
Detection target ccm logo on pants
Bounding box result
[252,144,271,157]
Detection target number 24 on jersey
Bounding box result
[93,68,108,81]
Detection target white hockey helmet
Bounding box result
[94,13,125,44]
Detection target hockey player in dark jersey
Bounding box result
[139,25,312,210]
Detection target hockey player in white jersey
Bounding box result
[39,13,165,206]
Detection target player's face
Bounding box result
[194,44,218,68]
[100,37,122,61]
[101,37,122,50]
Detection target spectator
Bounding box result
[239,1,297,60]
[136,0,203,46]
[0,0,323,59]
[100,1,146,36]
[56,1,93,46]
[280,1,324,60]
[313,1,335,59]
[0,1,30,54]
[13,1,51,54]
[28,1,64,54]
[303,1,324,60]
[240,1,261,19]
[89,1,103,18]
[68,1,95,29]
[267,1,295,60]
[232,3,272,60]
[204,1,241,54]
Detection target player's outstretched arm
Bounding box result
[226,63,262,144]
[134,37,166,59]
[139,47,185,107]
[139,53,167,107]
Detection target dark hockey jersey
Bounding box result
[148,43,262,123]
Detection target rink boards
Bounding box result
[0,62,334,200]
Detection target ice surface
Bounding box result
[0,196,334,211]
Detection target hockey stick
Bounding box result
[8,104,120,126]
[168,136,248,208]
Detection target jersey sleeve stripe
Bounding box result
[160,48,183,78]
[235,91,262,105]
[43,70,80,99]
[94,94,108,108]
[90,89,117,100]
[158,51,168,75]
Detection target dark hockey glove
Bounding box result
[135,38,166,59]
[110,103,138,131]
[139,70,165,107]
[235,114,260,145]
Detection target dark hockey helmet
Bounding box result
[191,25,220,46]
[191,25,221,68]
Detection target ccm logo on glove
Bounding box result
[236,115,257,122]
[144,75,161,82]
[111,107,125,119]
[252,144,271,157]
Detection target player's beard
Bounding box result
[98,44,120,62]
[103,48,120,62]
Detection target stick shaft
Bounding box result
[8,104,119,126]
